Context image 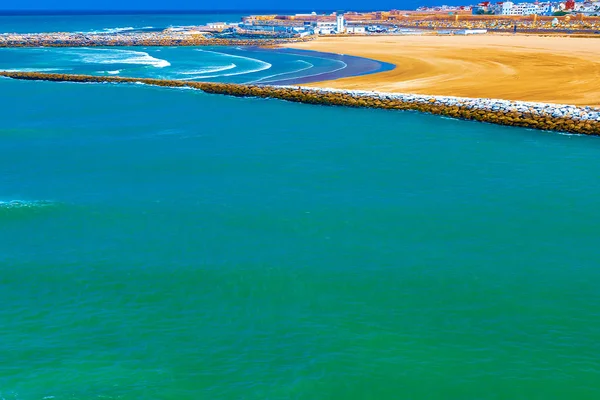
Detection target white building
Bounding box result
[575,1,600,14]
[500,1,515,14]
[206,22,227,29]
[518,3,539,14]
[537,3,552,14]
[336,14,346,33]
[316,21,337,34]
[498,1,544,15]
[346,25,366,34]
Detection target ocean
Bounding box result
[0,12,247,34]
[0,46,392,85]
[1,13,600,400]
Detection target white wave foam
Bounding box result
[2,68,66,72]
[248,60,314,84]
[106,70,121,75]
[67,48,170,68]
[103,26,135,33]
[262,58,347,84]
[192,49,271,78]
[0,200,55,209]
[178,63,237,76]
[82,26,136,34]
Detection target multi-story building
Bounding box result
[336,13,346,33]
[574,0,600,13]
[346,25,366,33]
[494,1,551,15]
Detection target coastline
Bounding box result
[243,47,395,85]
[1,71,598,136]
[285,35,600,107]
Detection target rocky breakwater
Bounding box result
[0,32,312,48]
[1,71,598,136]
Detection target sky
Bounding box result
[0,0,439,11]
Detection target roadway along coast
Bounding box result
[286,34,600,107]
[1,71,598,136]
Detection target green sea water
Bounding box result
[2,75,600,398]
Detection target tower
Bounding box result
[336,12,345,33]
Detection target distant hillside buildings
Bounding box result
[241,12,376,35]
[417,0,599,15]
[468,0,600,15]
[230,6,599,38]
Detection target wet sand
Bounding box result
[287,35,600,106]
[248,47,394,85]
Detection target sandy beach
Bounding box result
[288,35,600,106]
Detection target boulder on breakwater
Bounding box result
[1,71,598,136]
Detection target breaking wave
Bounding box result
[67,48,171,68]
[248,60,314,84]
[177,63,237,76]
[263,59,348,84]
[192,49,271,78]
[82,26,140,34]
[102,26,134,33]
[0,200,57,210]
[1,68,67,72]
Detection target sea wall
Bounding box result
[1,71,598,136]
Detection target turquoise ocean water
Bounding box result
[2,13,600,400]
[0,12,247,33]
[0,46,377,85]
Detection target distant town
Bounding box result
[420,0,599,15]
[194,1,600,38]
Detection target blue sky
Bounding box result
[0,0,443,11]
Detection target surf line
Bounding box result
[192,49,271,78]
[262,58,347,84]
[246,60,314,84]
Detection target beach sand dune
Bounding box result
[288,35,600,106]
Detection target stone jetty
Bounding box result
[1,71,598,136]
[0,32,311,48]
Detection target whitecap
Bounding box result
[262,59,347,84]
[0,200,56,209]
[1,68,67,72]
[64,48,170,68]
[104,26,135,33]
[80,26,135,34]
[248,60,314,84]
[192,49,271,78]
[177,63,237,76]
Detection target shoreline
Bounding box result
[245,47,395,85]
[1,71,598,136]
